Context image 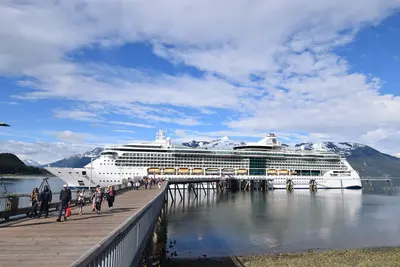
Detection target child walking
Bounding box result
[77,189,85,215]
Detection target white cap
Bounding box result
[63,184,68,188]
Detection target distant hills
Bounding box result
[17,137,400,179]
[0,153,49,175]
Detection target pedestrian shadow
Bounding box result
[4,213,112,228]
[107,207,138,213]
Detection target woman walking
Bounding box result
[29,188,39,218]
[94,186,103,215]
[105,186,115,211]
[77,189,85,215]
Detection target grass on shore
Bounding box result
[168,247,400,267]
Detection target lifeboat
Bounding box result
[267,169,277,175]
[279,169,289,175]
[222,168,235,174]
[163,168,176,175]
[147,168,161,174]
[192,168,204,175]
[237,169,248,175]
[205,168,219,175]
[178,168,190,175]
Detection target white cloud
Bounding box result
[114,129,136,134]
[0,139,94,163]
[53,109,101,122]
[2,0,400,155]
[54,130,95,143]
[109,121,154,129]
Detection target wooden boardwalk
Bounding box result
[0,187,165,267]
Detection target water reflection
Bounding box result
[167,189,400,258]
[0,177,64,195]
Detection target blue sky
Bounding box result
[1,1,400,163]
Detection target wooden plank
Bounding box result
[0,186,165,267]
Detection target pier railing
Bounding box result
[70,184,167,267]
[0,184,132,221]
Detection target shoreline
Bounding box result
[168,247,400,266]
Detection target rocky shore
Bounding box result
[168,247,400,267]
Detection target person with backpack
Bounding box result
[38,185,52,218]
[105,186,115,211]
[56,184,71,222]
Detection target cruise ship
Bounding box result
[45,130,362,190]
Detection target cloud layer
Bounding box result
[2,0,400,160]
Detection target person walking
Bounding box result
[37,185,52,218]
[77,189,85,215]
[29,188,39,218]
[56,184,71,222]
[94,186,104,215]
[158,180,162,189]
[105,186,115,211]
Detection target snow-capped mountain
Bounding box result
[291,142,366,156]
[181,138,365,156]
[23,159,42,167]
[48,147,104,168]
[182,136,246,150]
[393,153,400,158]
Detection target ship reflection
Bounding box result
[166,189,367,257]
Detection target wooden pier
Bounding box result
[0,186,165,267]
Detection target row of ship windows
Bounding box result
[112,165,345,171]
[100,159,340,165]
[116,157,339,163]
[111,160,342,164]
[117,153,339,158]
[98,173,136,175]
[111,159,340,163]
[112,163,342,167]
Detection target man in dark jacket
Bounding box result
[38,185,52,218]
[56,184,71,222]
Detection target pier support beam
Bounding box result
[230,179,239,192]
[260,180,267,191]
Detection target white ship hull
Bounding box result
[45,167,141,189]
[45,166,362,190]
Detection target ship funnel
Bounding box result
[156,129,166,141]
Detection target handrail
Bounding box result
[69,184,167,267]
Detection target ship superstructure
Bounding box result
[45,130,362,189]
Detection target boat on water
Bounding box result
[45,130,362,190]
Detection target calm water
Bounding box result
[166,186,400,258]
[0,177,64,195]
